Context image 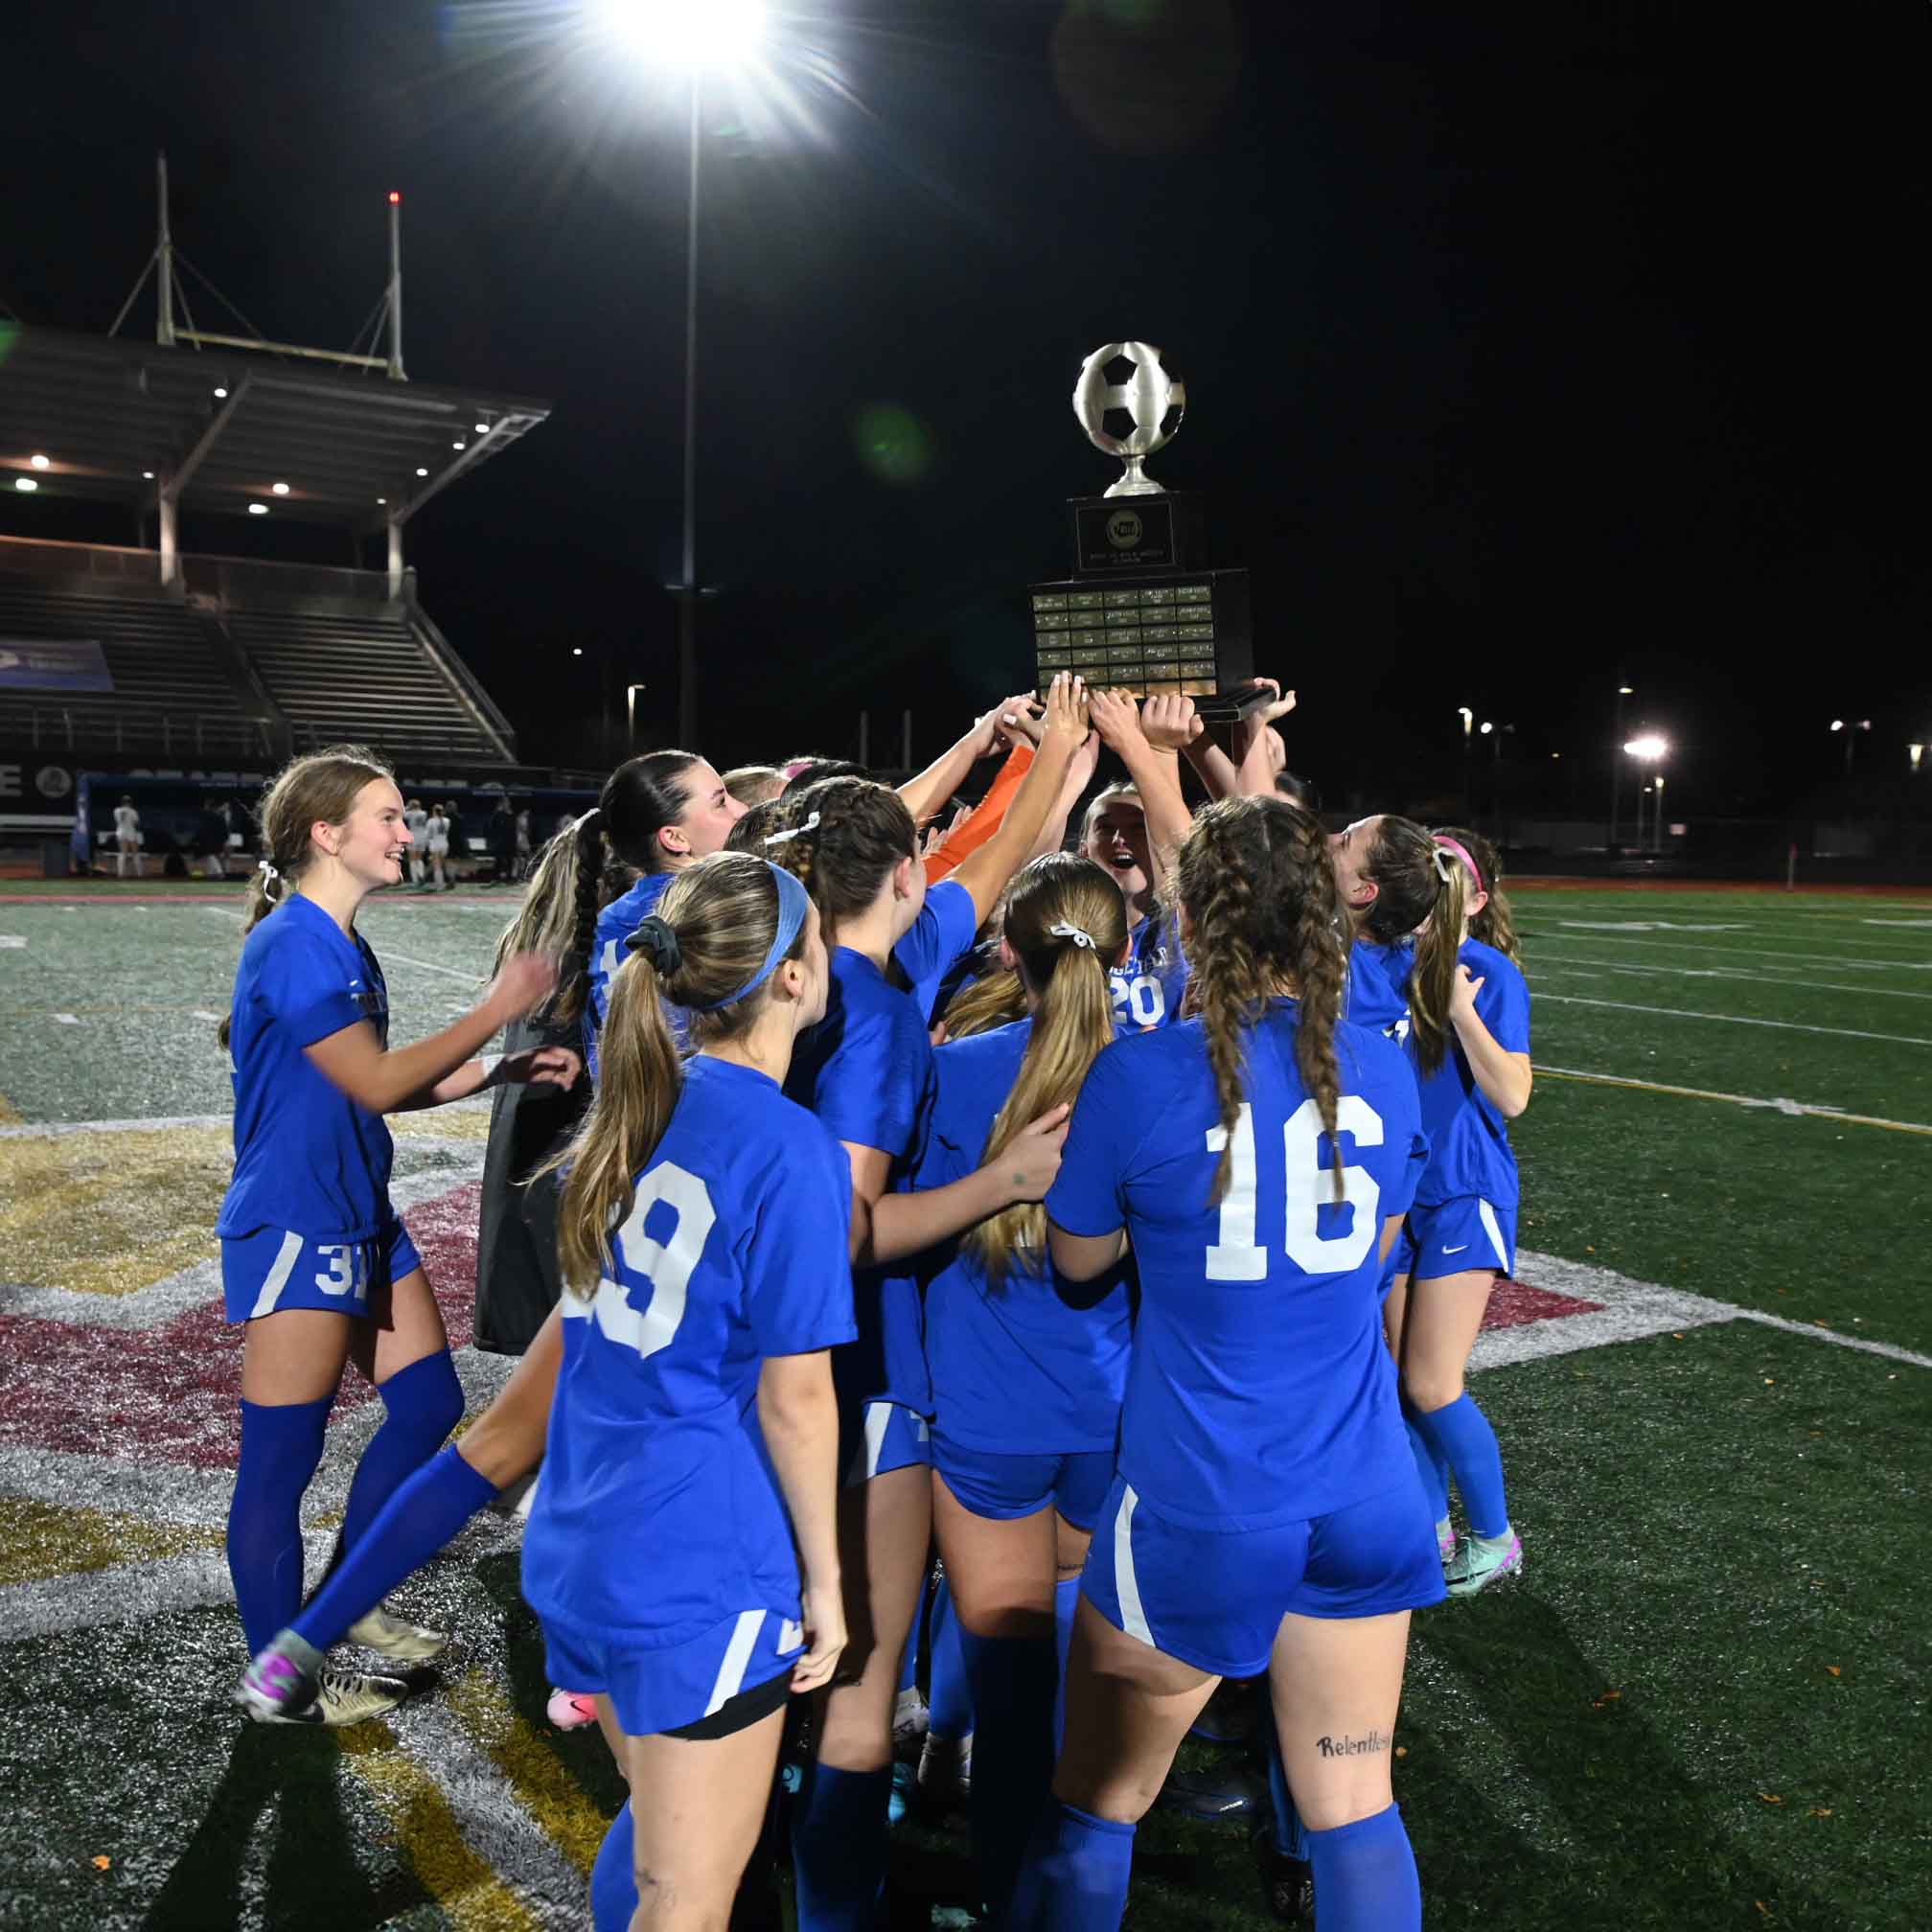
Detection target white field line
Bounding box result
[0,1103,490,1140]
[198,904,485,983]
[1533,929,1932,974]
[1532,954,1932,1002]
[1494,1249,1932,1371]
[1532,1063,1932,1136]
[1535,991,1932,1046]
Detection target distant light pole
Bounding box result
[1608,682,1634,850]
[1458,707,1474,817]
[1911,742,1925,774]
[1829,717,1872,776]
[627,681,648,745]
[1623,733,1668,855]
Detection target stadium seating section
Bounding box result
[0,542,514,767]
[224,603,510,764]
[0,566,269,760]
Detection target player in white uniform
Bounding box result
[424,805,450,891]
[402,799,429,886]
[113,795,143,878]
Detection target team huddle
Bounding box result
[211,673,1532,1932]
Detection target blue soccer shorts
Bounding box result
[542,1604,802,1739]
[221,1215,423,1323]
[1080,1471,1446,1680]
[1394,1195,1515,1283]
[841,1399,932,1489]
[931,1428,1115,1532]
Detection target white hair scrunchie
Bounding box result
[257,859,284,902]
[764,810,821,848]
[1049,920,1097,951]
[1430,845,1455,885]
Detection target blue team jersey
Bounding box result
[893,878,978,1025]
[586,871,675,1081]
[521,1056,857,1645]
[1409,938,1530,1208]
[786,947,937,1414]
[1345,939,1413,1043]
[1047,1006,1429,1530]
[1110,913,1189,1032]
[218,895,394,1243]
[918,1018,1133,1455]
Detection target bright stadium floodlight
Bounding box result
[30,453,50,470]
[14,476,38,492]
[1911,743,1925,772]
[1624,734,1668,762]
[1479,720,1494,736]
[1830,719,1845,732]
[590,0,769,69]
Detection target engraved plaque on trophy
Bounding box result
[1030,342,1252,699]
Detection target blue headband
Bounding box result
[674,860,811,1011]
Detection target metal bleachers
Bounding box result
[0,568,274,759]
[223,602,514,764]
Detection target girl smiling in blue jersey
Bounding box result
[918,852,1137,1919]
[520,851,855,1932]
[219,747,576,1727]
[767,672,1089,1931]
[1012,796,1439,1932]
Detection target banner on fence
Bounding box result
[0,638,114,692]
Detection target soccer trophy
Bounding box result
[1029,342,1252,702]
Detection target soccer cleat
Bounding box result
[892,1685,931,1758]
[239,1664,408,1726]
[546,1687,599,1731]
[917,1729,973,1806]
[347,1603,448,1663]
[887,1760,915,1828]
[1157,1762,1263,1823]
[1253,1828,1316,1924]
[1444,1530,1523,1597]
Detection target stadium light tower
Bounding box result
[1623,735,1668,854]
[588,0,771,751]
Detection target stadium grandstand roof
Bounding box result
[0,324,549,529]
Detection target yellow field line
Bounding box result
[446,1668,611,1877]
[336,1722,546,1931]
[1535,1064,1932,1138]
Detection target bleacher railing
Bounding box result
[7,707,277,758]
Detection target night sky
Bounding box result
[4,1,1924,826]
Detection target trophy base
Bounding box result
[1103,473,1164,498]
[1069,493,1205,577]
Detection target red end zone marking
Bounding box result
[1483,1276,1603,1328]
[0,1183,483,1468]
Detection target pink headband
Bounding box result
[1434,836,1484,894]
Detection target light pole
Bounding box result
[1459,707,1474,818]
[627,682,648,745]
[1829,717,1872,776]
[1623,734,1668,856]
[586,0,770,752]
[1608,683,1633,850]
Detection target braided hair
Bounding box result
[763,776,917,942]
[1174,796,1350,1205]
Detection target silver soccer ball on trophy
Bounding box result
[1071,341,1186,497]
